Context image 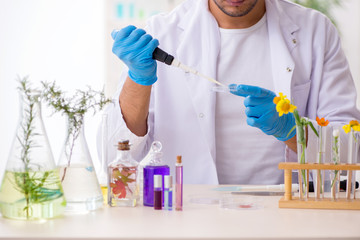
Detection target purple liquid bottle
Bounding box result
[143,141,170,207]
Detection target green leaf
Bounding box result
[308,121,319,137]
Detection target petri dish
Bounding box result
[219,196,263,210]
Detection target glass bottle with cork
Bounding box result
[108,140,139,207]
[143,142,169,207]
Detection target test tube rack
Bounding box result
[278,162,360,210]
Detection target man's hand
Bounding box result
[230,84,296,141]
[112,25,159,86]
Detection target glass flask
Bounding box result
[143,141,170,207]
[58,115,103,212]
[108,140,139,207]
[0,89,66,220]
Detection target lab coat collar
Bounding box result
[266,0,299,98]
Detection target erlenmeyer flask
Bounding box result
[0,90,66,220]
[58,114,103,212]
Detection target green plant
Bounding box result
[41,81,112,181]
[11,77,64,218]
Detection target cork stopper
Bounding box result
[117,140,130,151]
[176,155,182,164]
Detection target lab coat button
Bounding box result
[292,39,297,44]
[199,113,204,118]
[286,67,292,72]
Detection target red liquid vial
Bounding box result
[154,175,163,210]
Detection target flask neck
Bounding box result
[149,152,163,166]
[65,115,85,141]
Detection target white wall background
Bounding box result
[333,0,360,108]
[0,0,105,181]
[0,0,359,182]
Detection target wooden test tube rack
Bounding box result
[278,162,360,210]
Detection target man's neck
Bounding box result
[209,0,266,29]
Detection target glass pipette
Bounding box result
[212,85,237,93]
[153,47,225,86]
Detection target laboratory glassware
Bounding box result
[97,113,109,204]
[0,87,66,220]
[58,115,103,212]
[175,155,183,211]
[164,175,173,210]
[143,141,170,206]
[153,175,163,210]
[108,140,139,207]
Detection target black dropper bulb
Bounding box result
[152,47,174,66]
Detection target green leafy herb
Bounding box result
[41,81,112,181]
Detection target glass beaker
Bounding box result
[0,88,66,220]
[58,115,103,212]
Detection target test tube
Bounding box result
[175,156,183,211]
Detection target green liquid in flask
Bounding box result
[0,169,66,220]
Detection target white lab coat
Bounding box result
[102,0,360,184]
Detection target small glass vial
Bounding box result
[154,175,162,210]
[164,175,173,211]
[175,156,183,211]
[108,140,139,207]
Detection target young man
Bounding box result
[103,0,360,184]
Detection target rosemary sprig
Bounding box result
[13,77,64,219]
[41,81,112,181]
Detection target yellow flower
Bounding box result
[273,93,297,117]
[342,120,360,134]
[273,92,286,104]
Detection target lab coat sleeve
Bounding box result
[97,68,154,164]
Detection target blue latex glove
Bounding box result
[230,84,296,141]
[111,25,159,86]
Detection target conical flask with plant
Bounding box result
[0,78,66,220]
[42,81,111,212]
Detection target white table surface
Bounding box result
[0,185,359,240]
